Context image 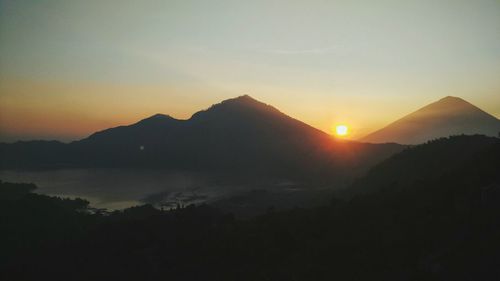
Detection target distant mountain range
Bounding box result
[0,95,402,183]
[361,96,500,144]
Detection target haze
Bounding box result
[1,0,500,141]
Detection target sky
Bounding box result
[1,0,499,142]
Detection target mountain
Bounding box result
[344,135,500,197]
[361,96,500,144]
[0,95,403,182]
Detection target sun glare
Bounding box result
[335,125,348,136]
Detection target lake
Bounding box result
[0,169,241,209]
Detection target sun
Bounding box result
[335,125,349,136]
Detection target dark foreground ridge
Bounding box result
[1,135,499,281]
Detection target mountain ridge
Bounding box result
[0,95,403,183]
[361,96,500,144]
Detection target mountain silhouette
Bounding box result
[0,95,402,182]
[345,135,500,197]
[361,96,500,144]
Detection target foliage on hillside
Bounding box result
[1,135,499,281]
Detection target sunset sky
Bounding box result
[1,0,500,142]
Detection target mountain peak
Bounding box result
[361,96,500,144]
[420,96,485,115]
[235,94,255,101]
[190,95,280,120]
[136,113,177,126]
[149,113,173,119]
[220,94,262,106]
[434,96,472,106]
[439,96,465,102]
